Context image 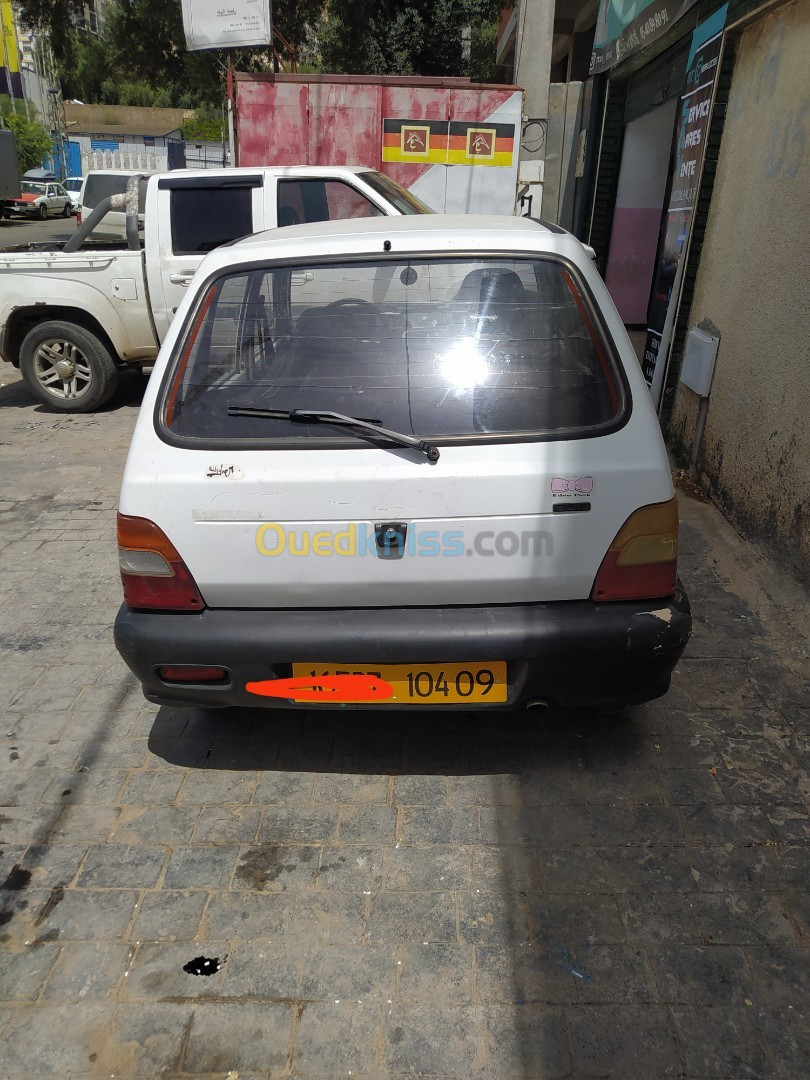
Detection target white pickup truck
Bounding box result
[0,165,429,411]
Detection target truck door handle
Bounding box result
[169,269,196,286]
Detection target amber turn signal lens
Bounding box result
[592,499,679,601]
[117,513,205,612]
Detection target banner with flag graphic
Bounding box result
[382,119,515,167]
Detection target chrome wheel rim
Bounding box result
[32,339,93,400]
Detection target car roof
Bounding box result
[236,214,556,250]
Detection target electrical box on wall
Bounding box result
[680,327,720,397]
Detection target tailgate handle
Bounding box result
[169,269,196,286]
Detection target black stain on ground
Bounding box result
[34,885,64,926]
[235,846,314,890]
[183,955,224,976]
[1,864,31,891]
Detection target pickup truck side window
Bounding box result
[278,179,383,226]
[170,187,254,255]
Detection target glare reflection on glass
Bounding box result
[438,337,490,389]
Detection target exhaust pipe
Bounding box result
[525,698,550,710]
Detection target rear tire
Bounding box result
[19,320,120,412]
[38,204,47,220]
[61,201,71,217]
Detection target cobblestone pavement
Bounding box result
[0,368,808,1079]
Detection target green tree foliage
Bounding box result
[317,0,503,79]
[19,0,326,109]
[0,99,54,174]
[182,105,225,143]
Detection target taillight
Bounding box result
[76,210,81,226]
[592,499,678,601]
[117,513,204,611]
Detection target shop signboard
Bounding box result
[643,4,728,405]
[590,0,700,74]
[181,0,272,51]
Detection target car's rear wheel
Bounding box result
[38,204,47,220]
[61,201,71,217]
[19,321,120,412]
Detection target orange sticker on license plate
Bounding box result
[273,662,509,704]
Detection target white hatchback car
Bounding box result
[115,215,691,711]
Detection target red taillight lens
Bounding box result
[592,499,679,601]
[117,513,204,611]
[76,210,81,225]
[158,665,228,684]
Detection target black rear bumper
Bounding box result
[114,587,691,710]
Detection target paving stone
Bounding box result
[0,942,59,1001]
[531,896,627,946]
[671,1003,776,1078]
[110,806,198,846]
[42,767,129,805]
[299,944,395,1002]
[311,772,389,804]
[178,771,258,805]
[383,1003,487,1077]
[164,845,239,889]
[694,891,799,946]
[183,1002,293,1073]
[294,1001,380,1075]
[192,806,261,844]
[745,945,810,1008]
[383,844,469,892]
[618,892,701,944]
[459,893,530,946]
[95,1002,193,1075]
[484,1004,572,1078]
[120,769,185,805]
[6,847,85,898]
[32,887,140,941]
[257,807,338,845]
[366,893,456,944]
[293,892,368,946]
[120,941,231,1002]
[338,806,398,843]
[129,889,208,942]
[446,773,524,806]
[42,942,131,1000]
[46,804,120,843]
[317,846,383,892]
[0,1003,115,1073]
[201,892,297,942]
[233,844,319,892]
[392,775,448,806]
[400,806,480,845]
[568,1004,683,1076]
[396,943,473,1002]
[650,944,753,1005]
[76,843,166,888]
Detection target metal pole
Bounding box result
[226,58,236,167]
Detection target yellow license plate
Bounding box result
[290,662,507,704]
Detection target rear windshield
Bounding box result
[82,174,147,213]
[63,178,82,192]
[161,257,625,445]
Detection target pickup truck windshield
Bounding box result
[162,257,624,445]
[361,172,434,214]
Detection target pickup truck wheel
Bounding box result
[20,321,119,413]
[38,204,47,220]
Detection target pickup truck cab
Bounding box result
[0,166,429,411]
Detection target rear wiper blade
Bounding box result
[227,405,440,461]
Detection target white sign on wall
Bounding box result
[181,0,272,52]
